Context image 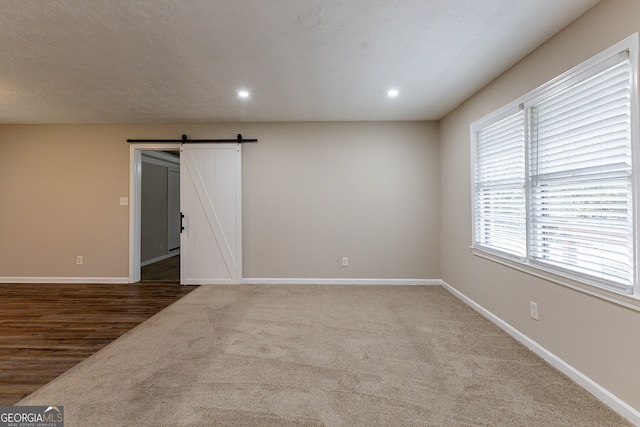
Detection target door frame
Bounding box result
[129,143,181,283]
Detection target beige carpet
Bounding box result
[19,285,630,426]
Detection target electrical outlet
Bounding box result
[120,197,129,206]
[530,301,539,320]
[76,256,83,265]
[342,257,349,267]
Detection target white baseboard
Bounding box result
[440,280,640,426]
[0,277,438,286]
[0,277,130,284]
[242,278,441,285]
[141,250,180,267]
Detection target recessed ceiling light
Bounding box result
[388,89,399,97]
[238,90,250,98]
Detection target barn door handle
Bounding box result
[180,213,185,233]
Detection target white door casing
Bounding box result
[180,144,242,284]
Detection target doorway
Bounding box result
[129,143,243,285]
[129,143,180,283]
[140,150,180,282]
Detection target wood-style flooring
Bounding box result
[141,255,180,282]
[0,282,196,405]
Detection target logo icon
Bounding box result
[0,405,64,427]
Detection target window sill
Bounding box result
[471,246,640,313]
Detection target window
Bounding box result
[474,110,526,258]
[472,35,638,298]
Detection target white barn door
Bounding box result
[180,144,242,284]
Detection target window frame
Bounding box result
[470,34,640,310]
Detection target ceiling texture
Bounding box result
[0,0,600,124]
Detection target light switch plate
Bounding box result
[120,197,129,206]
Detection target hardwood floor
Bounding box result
[0,282,196,405]
[141,255,180,282]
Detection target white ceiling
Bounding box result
[0,0,600,124]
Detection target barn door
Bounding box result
[180,144,242,284]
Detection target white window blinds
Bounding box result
[529,58,633,292]
[474,111,526,258]
[471,39,637,297]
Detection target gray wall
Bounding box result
[0,121,439,280]
[141,161,168,263]
[242,121,440,279]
